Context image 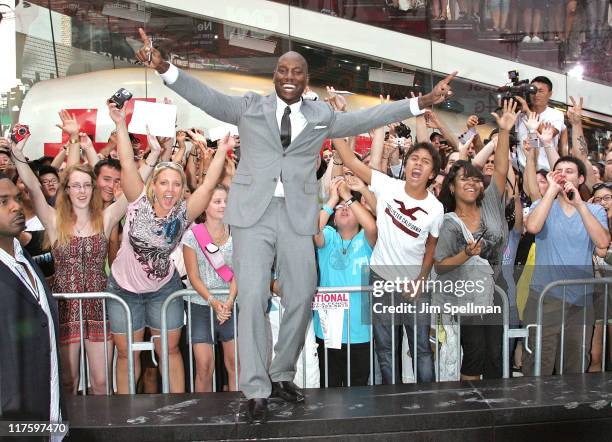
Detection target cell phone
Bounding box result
[109,88,133,109]
[396,137,405,147]
[527,132,541,149]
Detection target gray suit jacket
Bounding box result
[166,69,420,235]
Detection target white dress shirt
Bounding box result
[0,239,62,431]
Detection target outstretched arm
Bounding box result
[108,101,143,202]
[333,137,372,185]
[328,72,457,138]
[135,28,247,125]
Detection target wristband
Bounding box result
[345,198,355,207]
[322,205,334,216]
[69,138,79,144]
[333,161,343,166]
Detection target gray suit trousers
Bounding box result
[232,197,317,399]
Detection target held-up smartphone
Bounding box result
[109,88,133,109]
[527,132,541,149]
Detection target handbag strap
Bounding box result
[191,223,234,282]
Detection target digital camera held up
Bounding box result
[108,88,133,109]
[497,70,537,104]
[10,124,30,144]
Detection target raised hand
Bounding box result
[337,180,353,201]
[525,111,540,133]
[345,174,367,192]
[546,170,563,195]
[325,86,348,112]
[523,138,536,157]
[327,178,342,207]
[146,126,161,155]
[513,95,530,113]
[538,122,555,146]
[379,94,391,104]
[57,109,80,137]
[423,110,440,129]
[79,132,94,150]
[186,128,206,143]
[466,114,479,128]
[217,133,236,154]
[107,101,126,125]
[10,133,29,156]
[458,134,475,154]
[134,28,166,72]
[491,99,519,131]
[567,96,584,126]
[426,71,457,106]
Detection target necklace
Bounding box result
[208,224,228,245]
[340,236,356,255]
[74,219,90,235]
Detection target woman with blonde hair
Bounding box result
[9,107,142,395]
[106,101,234,394]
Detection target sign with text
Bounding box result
[311,292,349,311]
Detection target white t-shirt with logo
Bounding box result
[369,170,444,281]
[515,106,565,172]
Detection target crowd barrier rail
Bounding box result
[534,277,612,376]
[160,285,511,393]
[53,292,136,395]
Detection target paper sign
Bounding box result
[208,125,239,141]
[128,101,177,138]
[311,292,350,310]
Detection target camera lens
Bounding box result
[17,127,26,135]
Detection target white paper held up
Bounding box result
[128,101,177,138]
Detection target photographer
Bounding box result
[514,76,565,172]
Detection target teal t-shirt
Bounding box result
[313,226,372,344]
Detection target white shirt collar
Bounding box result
[276,95,302,115]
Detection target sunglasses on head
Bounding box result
[592,182,612,193]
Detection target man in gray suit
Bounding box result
[136,29,456,423]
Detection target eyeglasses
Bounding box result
[593,195,612,204]
[41,179,58,186]
[592,182,612,192]
[68,182,93,192]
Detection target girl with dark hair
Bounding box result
[434,100,519,380]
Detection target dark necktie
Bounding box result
[280,106,292,149]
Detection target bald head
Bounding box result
[276,51,308,73]
[273,51,309,105]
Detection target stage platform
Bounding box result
[66,373,612,441]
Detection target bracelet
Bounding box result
[69,138,79,144]
[208,295,216,304]
[345,198,355,207]
[11,153,28,164]
[322,205,334,216]
[333,161,343,166]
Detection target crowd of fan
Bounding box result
[1,74,612,395]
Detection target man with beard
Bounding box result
[135,28,456,424]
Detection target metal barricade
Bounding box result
[534,277,612,376]
[160,284,513,393]
[53,292,136,394]
[160,288,237,394]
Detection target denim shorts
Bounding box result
[185,302,236,344]
[107,272,184,334]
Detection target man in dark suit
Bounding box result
[135,29,456,424]
[0,171,64,428]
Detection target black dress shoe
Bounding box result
[271,381,305,403]
[246,398,268,424]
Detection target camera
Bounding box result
[395,122,411,139]
[109,88,133,109]
[497,70,537,104]
[11,124,30,144]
